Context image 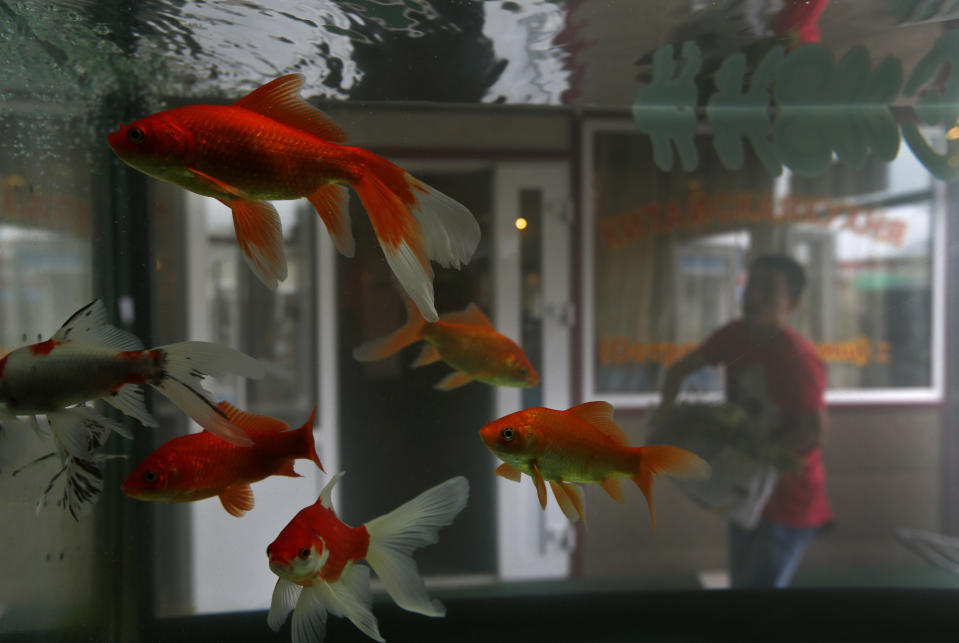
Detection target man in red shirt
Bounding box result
[660,254,831,588]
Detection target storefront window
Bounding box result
[585,125,940,405]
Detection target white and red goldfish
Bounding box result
[107,74,480,322]
[0,299,264,450]
[266,472,469,643]
[122,402,323,516]
[479,402,710,527]
[353,295,538,390]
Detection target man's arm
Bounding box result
[660,349,709,413]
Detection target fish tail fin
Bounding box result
[632,445,711,530]
[363,476,469,616]
[296,405,324,472]
[352,294,427,362]
[349,151,480,322]
[150,341,265,446]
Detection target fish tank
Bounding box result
[2,0,959,641]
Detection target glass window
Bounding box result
[585,126,941,405]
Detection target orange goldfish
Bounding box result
[479,402,710,527]
[107,74,480,322]
[266,472,468,643]
[122,403,323,517]
[0,299,264,450]
[353,295,538,390]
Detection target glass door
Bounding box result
[493,162,573,580]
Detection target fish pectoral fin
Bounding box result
[531,462,548,509]
[549,481,586,525]
[308,184,354,257]
[410,343,442,368]
[292,583,331,643]
[230,199,288,289]
[102,384,157,428]
[219,483,254,517]
[600,477,626,503]
[275,458,301,478]
[319,566,383,642]
[187,166,247,198]
[434,371,474,391]
[268,578,302,631]
[494,462,523,483]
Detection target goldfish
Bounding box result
[266,472,469,643]
[353,295,538,390]
[122,403,323,516]
[479,402,711,527]
[0,299,265,450]
[107,73,480,323]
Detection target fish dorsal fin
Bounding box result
[233,74,347,143]
[220,483,255,517]
[439,303,494,329]
[52,299,144,351]
[216,401,289,436]
[566,401,629,445]
[317,471,346,509]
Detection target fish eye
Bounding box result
[518,367,527,376]
[502,427,515,441]
[127,127,145,144]
[298,548,311,560]
[266,546,271,557]
[143,471,158,483]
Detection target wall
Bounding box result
[579,406,948,587]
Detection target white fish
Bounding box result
[0,299,265,450]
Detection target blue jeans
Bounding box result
[728,519,819,588]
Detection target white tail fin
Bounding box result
[150,341,265,446]
[364,476,469,617]
[350,151,480,323]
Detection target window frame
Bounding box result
[580,119,947,408]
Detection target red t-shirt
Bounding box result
[700,319,833,528]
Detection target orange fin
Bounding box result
[439,303,494,329]
[600,477,626,503]
[233,74,347,142]
[566,401,628,445]
[216,401,289,435]
[633,445,711,530]
[275,459,301,478]
[494,462,522,482]
[353,294,425,362]
[190,168,247,198]
[410,342,442,368]
[435,371,474,391]
[230,199,288,289]
[308,184,353,257]
[531,462,547,509]
[296,405,323,472]
[563,482,586,525]
[549,481,586,525]
[219,483,254,517]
